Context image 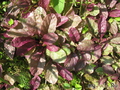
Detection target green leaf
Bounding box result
[100,56,114,65]
[112,64,118,71]
[108,18,114,23]
[75,84,82,89]
[112,44,120,54]
[0,77,9,84]
[86,17,98,36]
[2,1,8,5]
[95,67,104,75]
[89,6,100,16]
[103,44,113,55]
[47,49,67,63]
[85,64,96,74]
[62,46,71,55]
[114,17,120,22]
[63,83,71,89]
[8,18,14,25]
[107,77,113,83]
[82,26,89,34]
[51,0,65,14]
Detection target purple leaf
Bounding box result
[47,45,60,52]
[30,53,46,76]
[64,53,79,70]
[92,47,102,62]
[10,0,31,5]
[12,37,36,48]
[99,77,107,85]
[77,40,94,52]
[40,13,57,35]
[102,65,115,75]
[75,59,86,71]
[114,81,120,90]
[56,14,69,27]
[30,76,41,90]
[99,4,108,19]
[61,15,82,31]
[56,64,73,81]
[111,73,119,80]
[109,0,117,8]
[9,0,33,18]
[98,16,107,39]
[7,21,31,38]
[109,10,120,17]
[87,3,94,11]
[0,84,5,89]
[16,42,37,56]
[43,33,58,45]
[82,53,91,61]
[38,0,50,11]
[69,27,80,42]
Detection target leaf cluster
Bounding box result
[0,0,120,90]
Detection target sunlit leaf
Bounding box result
[30,50,45,76]
[114,17,120,21]
[8,18,14,25]
[99,4,108,19]
[77,40,94,52]
[85,64,96,74]
[4,74,15,85]
[47,45,60,52]
[89,6,100,16]
[62,46,71,55]
[45,63,58,84]
[100,56,114,65]
[47,49,67,63]
[56,14,69,27]
[110,37,120,44]
[4,40,15,59]
[41,13,57,35]
[103,44,113,55]
[109,20,118,35]
[30,76,41,90]
[86,17,98,36]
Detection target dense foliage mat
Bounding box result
[0,0,120,90]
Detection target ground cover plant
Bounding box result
[0,0,120,90]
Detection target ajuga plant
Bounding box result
[0,0,120,90]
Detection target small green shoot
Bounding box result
[8,18,14,26]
